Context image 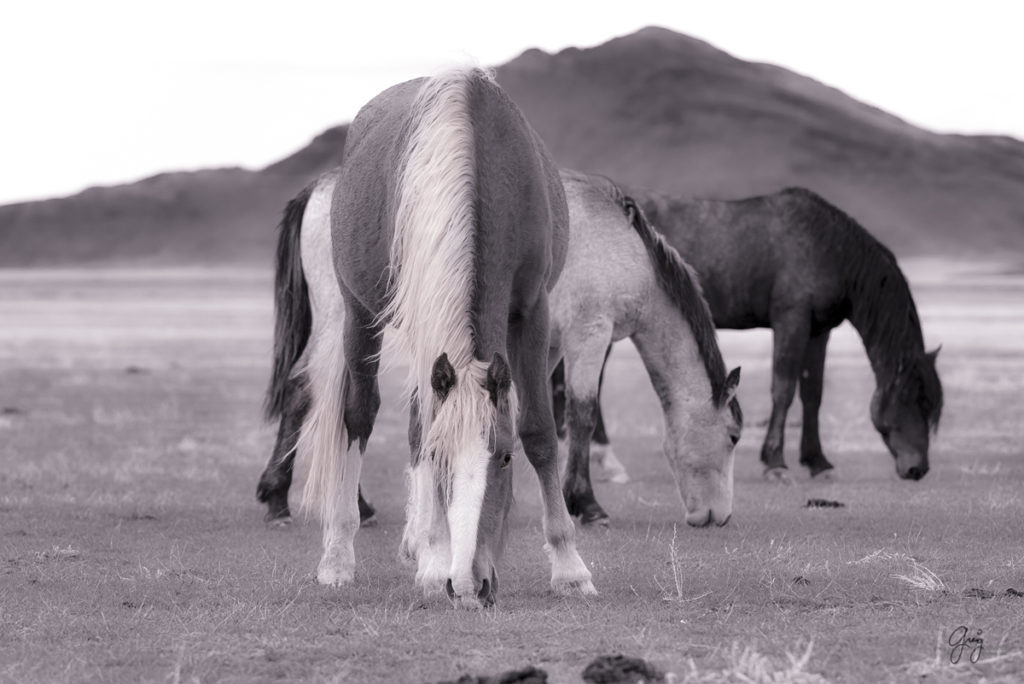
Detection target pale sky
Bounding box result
[2,0,1022,205]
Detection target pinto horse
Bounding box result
[286,68,592,608]
[557,186,943,483]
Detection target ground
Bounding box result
[1,261,1022,683]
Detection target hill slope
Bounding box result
[496,27,1024,255]
[2,27,1022,265]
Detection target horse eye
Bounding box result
[500,452,512,468]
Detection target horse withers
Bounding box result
[289,68,592,608]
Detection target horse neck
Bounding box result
[844,245,925,385]
[632,305,718,438]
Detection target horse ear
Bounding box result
[431,353,457,400]
[926,346,941,364]
[722,366,741,405]
[485,352,512,406]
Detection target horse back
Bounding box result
[640,189,851,330]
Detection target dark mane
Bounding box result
[614,188,730,407]
[784,187,943,430]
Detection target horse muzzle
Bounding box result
[685,506,732,528]
[895,454,929,481]
[445,567,497,609]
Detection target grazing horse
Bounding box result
[258,168,742,530]
[560,186,943,482]
[550,170,741,525]
[290,68,593,608]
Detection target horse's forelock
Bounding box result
[424,361,518,503]
[888,352,944,432]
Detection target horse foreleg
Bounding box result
[798,330,835,478]
[761,312,810,482]
[562,327,614,525]
[257,374,308,524]
[514,300,596,595]
[398,391,451,595]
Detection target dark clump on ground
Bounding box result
[582,655,664,683]
[433,666,548,684]
[1,406,25,415]
[806,499,845,508]
[1005,588,1024,597]
[963,587,995,599]
[792,576,811,586]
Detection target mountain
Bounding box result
[495,27,1024,255]
[0,126,348,266]
[2,27,1022,265]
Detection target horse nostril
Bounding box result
[477,577,494,607]
[687,510,713,528]
[716,514,732,527]
[906,466,928,481]
[444,578,456,602]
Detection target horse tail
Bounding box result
[297,321,349,523]
[618,192,730,406]
[264,182,315,421]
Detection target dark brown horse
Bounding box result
[558,186,942,482]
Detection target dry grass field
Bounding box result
[1,261,1022,683]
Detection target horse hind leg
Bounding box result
[257,374,308,525]
[798,330,835,478]
[304,297,382,586]
[761,311,811,483]
[562,325,615,525]
[513,298,596,595]
[589,344,630,484]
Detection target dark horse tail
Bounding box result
[617,191,731,408]
[263,183,315,421]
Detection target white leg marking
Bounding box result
[316,446,362,586]
[591,443,630,484]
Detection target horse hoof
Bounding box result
[552,578,598,596]
[315,565,354,587]
[763,467,793,484]
[266,515,293,528]
[581,512,610,527]
[811,468,836,481]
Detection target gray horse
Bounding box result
[550,170,741,526]
[294,68,592,608]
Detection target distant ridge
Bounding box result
[2,26,1022,265]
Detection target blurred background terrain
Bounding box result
[2,27,1022,266]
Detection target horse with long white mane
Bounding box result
[258,166,743,534]
[288,67,592,608]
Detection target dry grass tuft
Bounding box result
[892,561,946,592]
[678,640,829,683]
